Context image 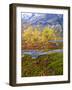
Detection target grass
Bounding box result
[21,52,63,77]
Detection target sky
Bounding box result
[21,12,63,27]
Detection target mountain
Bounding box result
[21,12,63,37]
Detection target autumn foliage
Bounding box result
[21,25,62,50]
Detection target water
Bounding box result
[22,49,63,59]
[48,40,63,43]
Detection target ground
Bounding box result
[21,52,63,77]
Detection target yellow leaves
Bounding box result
[22,26,40,44]
[42,26,55,41]
[23,26,55,41]
[22,26,33,42]
[22,25,61,50]
[32,28,39,40]
[22,26,56,43]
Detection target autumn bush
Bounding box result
[21,25,62,50]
